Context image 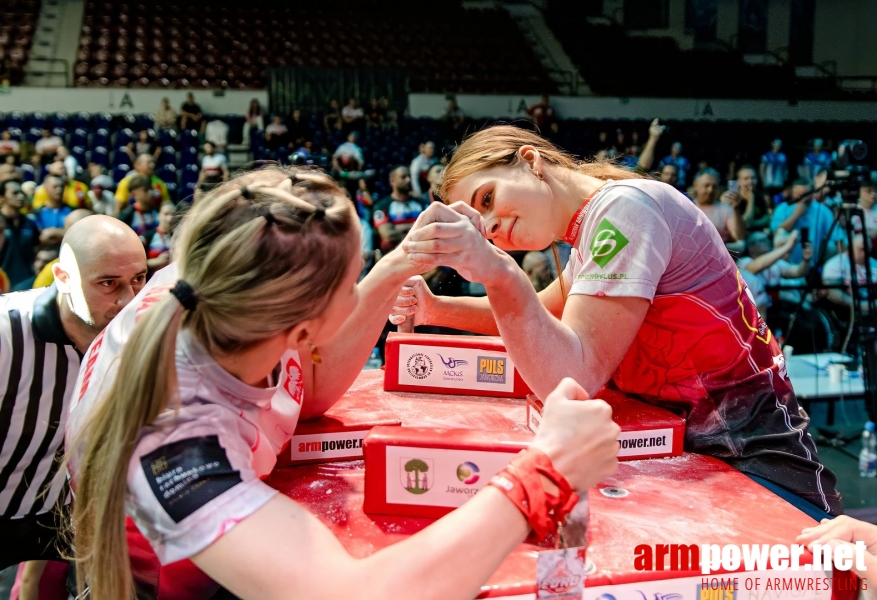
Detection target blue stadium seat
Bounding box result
[29,112,46,129]
[7,128,22,141]
[51,127,67,141]
[73,112,92,128]
[181,164,199,187]
[113,148,132,167]
[91,146,109,166]
[157,164,177,186]
[164,181,178,202]
[8,112,25,130]
[158,146,177,166]
[113,164,131,181]
[158,129,178,148]
[19,164,35,182]
[136,115,153,131]
[26,128,42,143]
[71,128,89,147]
[51,112,70,129]
[93,113,112,129]
[71,145,87,166]
[179,146,197,167]
[92,128,110,148]
[180,129,199,149]
[116,128,134,147]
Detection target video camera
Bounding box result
[830,140,872,199]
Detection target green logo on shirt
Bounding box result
[590,219,629,268]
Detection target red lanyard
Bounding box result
[562,184,606,245]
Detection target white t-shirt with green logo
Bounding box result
[560,178,842,515]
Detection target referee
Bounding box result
[0,215,147,576]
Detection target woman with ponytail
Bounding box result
[391,125,843,521]
[66,165,621,599]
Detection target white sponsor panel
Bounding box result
[289,431,366,461]
[396,343,516,394]
[384,445,519,508]
[617,428,675,458]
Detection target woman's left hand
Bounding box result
[402,202,510,284]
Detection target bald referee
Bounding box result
[0,216,146,579]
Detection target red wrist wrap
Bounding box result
[487,447,579,541]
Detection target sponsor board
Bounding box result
[396,343,516,394]
[384,445,518,508]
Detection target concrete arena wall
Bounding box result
[0,88,268,116]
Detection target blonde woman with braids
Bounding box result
[391,125,843,521]
[65,165,621,600]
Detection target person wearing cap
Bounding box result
[87,174,118,216]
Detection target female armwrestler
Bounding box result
[65,166,621,600]
[391,125,842,520]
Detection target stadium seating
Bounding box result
[0,0,40,86]
[72,1,553,94]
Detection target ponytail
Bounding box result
[72,295,183,599]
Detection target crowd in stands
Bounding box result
[2,96,876,356]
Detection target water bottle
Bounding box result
[860,421,877,478]
[365,348,382,370]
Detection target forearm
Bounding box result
[745,247,788,273]
[784,261,809,278]
[355,487,527,600]
[307,252,414,416]
[484,260,591,399]
[430,294,499,334]
[637,136,659,172]
[778,212,800,232]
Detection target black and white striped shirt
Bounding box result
[0,285,79,520]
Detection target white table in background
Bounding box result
[786,353,865,424]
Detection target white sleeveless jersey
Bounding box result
[67,263,305,564]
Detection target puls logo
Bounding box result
[406,353,433,379]
[456,461,480,484]
[477,356,507,384]
[401,457,433,495]
[438,354,468,369]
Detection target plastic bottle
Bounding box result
[860,421,877,478]
[365,348,382,370]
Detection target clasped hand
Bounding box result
[401,202,508,284]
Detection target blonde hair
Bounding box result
[440,125,647,299]
[68,166,356,599]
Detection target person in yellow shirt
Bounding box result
[32,162,90,210]
[32,209,95,288]
[115,154,170,211]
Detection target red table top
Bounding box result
[264,371,819,598]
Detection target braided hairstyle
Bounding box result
[69,165,356,600]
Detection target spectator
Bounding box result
[821,234,877,316]
[324,99,342,133]
[241,98,265,147]
[760,139,788,196]
[0,130,20,162]
[32,174,72,234]
[852,180,877,247]
[410,141,438,198]
[114,154,171,212]
[659,164,679,187]
[198,141,229,185]
[341,98,365,133]
[264,115,288,149]
[179,92,204,133]
[612,129,626,156]
[117,175,159,243]
[87,174,117,216]
[287,109,312,149]
[443,98,466,142]
[770,179,842,265]
[522,250,554,292]
[205,118,230,152]
[803,138,832,182]
[124,130,161,163]
[659,142,691,189]
[372,166,424,253]
[738,230,811,316]
[85,161,105,186]
[379,97,398,133]
[32,162,90,210]
[55,146,81,180]
[692,168,746,247]
[12,247,58,291]
[365,98,384,131]
[728,165,771,230]
[0,215,146,589]
[527,95,556,129]
[425,163,446,204]
[0,179,40,287]
[154,97,177,131]
[332,131,365,173]
[34,129,63,162]
[31,209,95,288]
[145,201,175,274]
[355,178,374,220]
